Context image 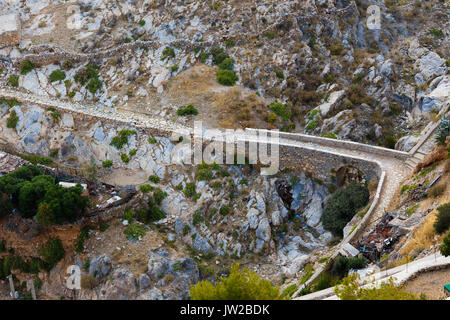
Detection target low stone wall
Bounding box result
[248,128,409,160]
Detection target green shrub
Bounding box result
[110,129,137,149]
[20,60,34,75]
[429,27,443,38]
[39,238,65,267]
[434,116,449,146]
[177,104,198,116]
[121,153,130,163]
[275,69,284,79]
[7,75,19,87]
[102,160,113,168]
[434,202,450,234]
[321,183,370,237]
[440,233,450,257]
[170,65,179,73]
[193,212,205,225]
[219,58,234,71]
[123,207,134,222]
[313,273,338,291]
[74,226,95,253]
[216,70,238,86]
[219,205,231,216]
[183,224,191,236]
[138,19,146,26]
[333,255,367,278]
[129,149,137,157]
[74,64,102,94]
[140,184,152,193]
[0,98,20,108]
[6,110,19,129]
[280,284,297,299]
[149,175,160,183]
[152,188,168,205]
[210,47,229,65]
[405,205,419,217]
[161,47,175,60]
[197,168,213,181]
[124,224,147,240]
[330,44,345,55]
[49,70,66,82]
[305,120,318,131]
[183,183,196,198]
[87,77,102,94]
[383,136,397,149]
[190,263,282,300]
[148,137,157,144]
[269,102,291,121]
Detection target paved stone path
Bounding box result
[297,253,450,300]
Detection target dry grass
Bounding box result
[400,211,439,257]
[413,146,447,174]
[212,87,269,129]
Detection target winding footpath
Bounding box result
[0,85,447,300]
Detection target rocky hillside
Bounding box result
[0,0,448,149]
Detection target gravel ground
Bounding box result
[404,267,450,300]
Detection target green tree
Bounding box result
[36,202,56,226]
[335,274,419,300]
[440,233,450,257]
[434,116,449,146]
[39,238,65,267]
[434,202,450,234]
[190,263,283,300]
[321,182,370,237]
[18,175,54,218]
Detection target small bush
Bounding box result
[20,60,34,75]
[219,205,231,216]
[49,69,66,82]
[140,184,152,193]
[305,120,318,131]
[330,44,345,55]
[148,137,157,144]
[7,75,19,87]
[313,273,338,291]
[149,175,160,183]
[217,70,238,86]
[440,233,450,257]
[183,224,191,236]
[429,27,443,38]
[219,58,234,71]
[197,168,213,181]
[138,19,146,26]
[152,188,168,205]
[193,212,205,226]
[39,238,65,267]
[177,104,198,116]
[110,129,137,149]
[183,183,196,198]
[124,223,147,240]
[102,160,113,168]
[121,153,130,163]
[270,102,291,121]
[161,47,175,60]
[123,208,134,222]
[6,110,19,129]
[434,202,450,234]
